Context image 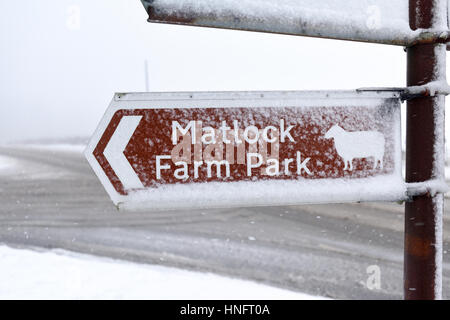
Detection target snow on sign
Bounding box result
[141,0,421,47]
[85,91,405,211]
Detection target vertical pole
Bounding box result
[405,0,446,299]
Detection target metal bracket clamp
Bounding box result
[405,180,449,199]
[407,30,450,48]
[356,85,450,102]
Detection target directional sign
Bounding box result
[140,0,430,47]
[85,91,405,210]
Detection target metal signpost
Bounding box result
[85,0,449,299]
[405,0,446,300]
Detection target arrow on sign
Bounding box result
[103,115,144,191]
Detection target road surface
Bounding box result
[0,144,449,299]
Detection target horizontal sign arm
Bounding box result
[141,0,450,48]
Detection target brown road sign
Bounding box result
[85,91,404,210]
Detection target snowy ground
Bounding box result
[1,142,449,299]
[25,143,86,154]
[0,155,16,173]
[0,245,325,300]
[0,146,326,300]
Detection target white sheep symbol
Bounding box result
[324,125,385,171]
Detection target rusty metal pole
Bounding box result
[405,0,446,300]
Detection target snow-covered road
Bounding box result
[0,144,449,299]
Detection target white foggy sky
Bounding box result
[0,1,448,144]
